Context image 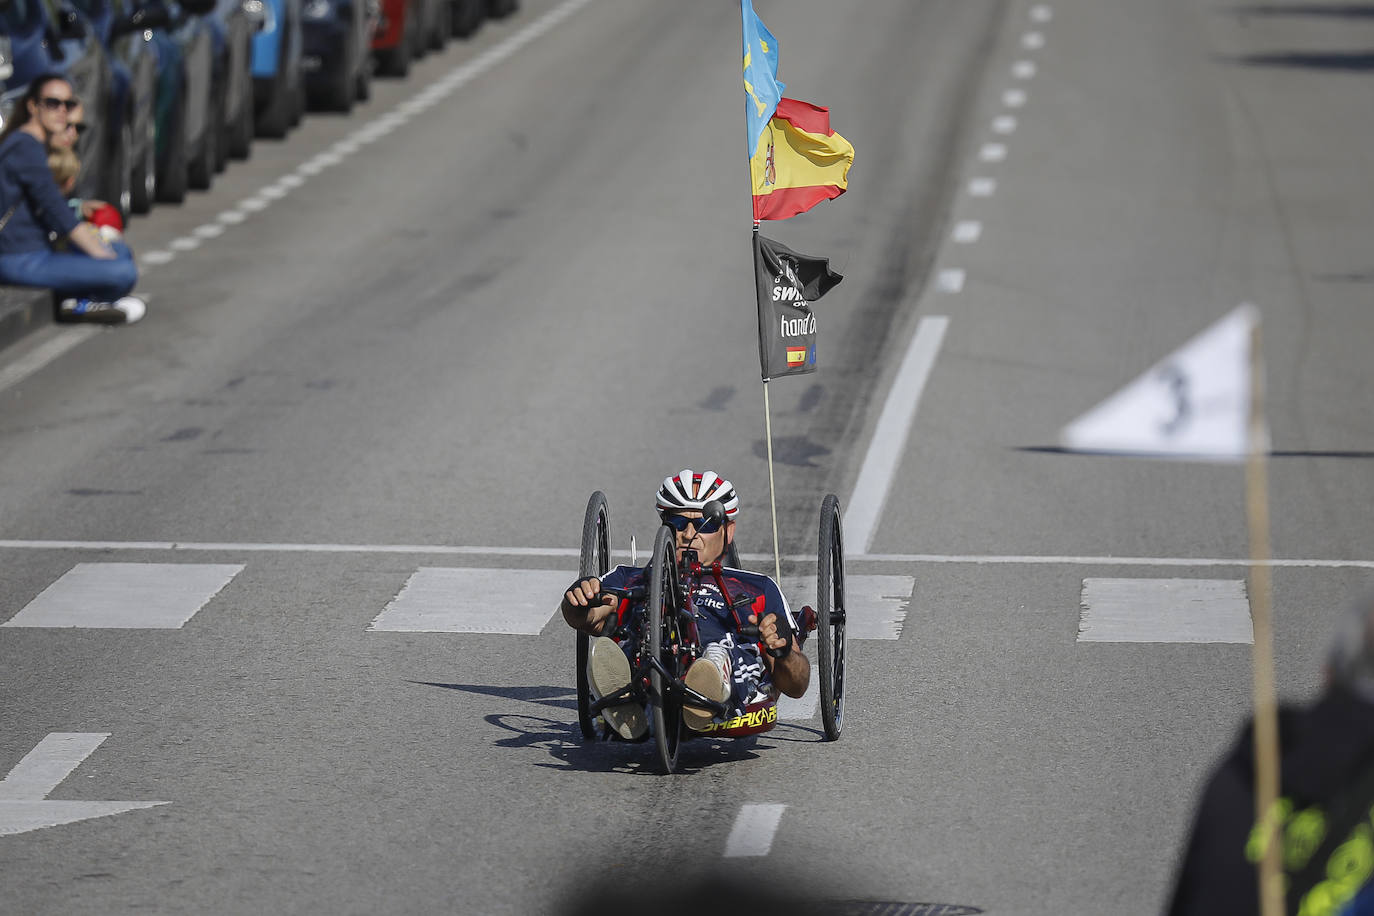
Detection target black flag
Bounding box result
[754,234,843,380]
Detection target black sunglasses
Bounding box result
[39,96,79,112]
[67,122,87,136]
[661,513,724,535]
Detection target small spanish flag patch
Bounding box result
[786,346,807,367]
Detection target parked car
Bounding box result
[249,0,302,137]
[150,0,218,200]
[67,0,168,214]
[370,0,441,77]
[0,0,123,208]
[210,0,255,161]
[301,0,374,112]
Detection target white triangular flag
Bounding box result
[1060,304,1267,460]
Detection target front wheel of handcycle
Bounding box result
[647,525,685,773]
[817,494,846,740]
[575,491,611,741]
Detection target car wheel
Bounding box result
[228,83,254,159]
[214,90,230,174]
[429,0,449,50]
[129,119,156,215]
[187,88,220,190]
[376,26,411,77]
[109,121,133,221]
[487,0,515,19]
[451,0,482,37]
[325,41,356,112]
[355,54,372,101]
[156,93,189,204]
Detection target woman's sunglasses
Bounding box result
[39,97,79,112]
[661,514,724,535]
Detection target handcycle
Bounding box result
[572,490,847,774]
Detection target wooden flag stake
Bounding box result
[1246,315,1283,916]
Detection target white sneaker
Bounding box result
[683,646,731,732]
[58,295,145,325]
[587,636,647,740]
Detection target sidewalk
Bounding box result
[0,286,52,353]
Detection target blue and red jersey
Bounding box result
[599,563,797,648]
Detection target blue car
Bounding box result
[212,0,256,160]
[249,0,302,137]
[66,0,169,214]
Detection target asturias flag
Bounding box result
[751,97,854,222]
[754,233,843,381]
[742,0,785,158]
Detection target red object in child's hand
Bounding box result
[88,203,123,232]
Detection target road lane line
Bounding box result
[0,733,108,800]
[369,568,570,633]
[1079,578,1253,643]
[0,326,100,394]
[724,804,786,857]
[3,562,244,628]
[0,540,1368,569]
[844,317,949,554]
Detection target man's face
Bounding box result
[662,510,735,567]
[52,102,84,150]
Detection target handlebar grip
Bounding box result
[738,619,792,659]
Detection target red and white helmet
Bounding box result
[655,469,739,518]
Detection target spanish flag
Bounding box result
[750,97,854,222]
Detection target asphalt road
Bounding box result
[2,0,1374,913]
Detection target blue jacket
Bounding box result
[0,132,80,254]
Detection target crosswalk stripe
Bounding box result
[3,563,243,629]
[782,575,914,639]
[369,568,572,634]
[1078,578,1253,643]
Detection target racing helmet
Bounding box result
[655,469,740,519]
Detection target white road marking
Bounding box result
[979,142,1007,162]
[1031,5,1054,23]
[1012,60,1037,79]
[784,575,913,639]
[844,316,949,554]
[0,733,167,836]
[0,539,1369,570]
[1078,578,1253,643]
[369,568,571,633]
[216,210,247,225]
[0,326,99,394]
[968,177,996,197]
[1003,88,1028,108]
[724,804,786,857]
[936,268,965,292]
[953,220,983,243]
[192,223,225,239]
[992,115,1018,135]
[140,249,174,265]
[169,237,200,251]
[776,677,818,720]
[3,562,243,628]
[1021,31,1046,50]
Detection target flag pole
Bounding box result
[753,221,784,583]
[1245,314,1283,916]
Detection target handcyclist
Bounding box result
[560,469,810,740]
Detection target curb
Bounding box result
[0,286,53,354]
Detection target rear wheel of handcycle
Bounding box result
[647,525,684,774]
[575,491,611,741]
[816,494,846,741]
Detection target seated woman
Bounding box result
[0,74,144,325]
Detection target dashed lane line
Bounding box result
[724,804,786,857]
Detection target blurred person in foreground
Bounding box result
[0,74,144,324]
[1167,594,1374,915]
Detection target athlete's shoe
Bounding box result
[683,644,731,732]
[57,296,146,325]
[587,636,647,740]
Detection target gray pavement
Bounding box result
[1,0,1372,913]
